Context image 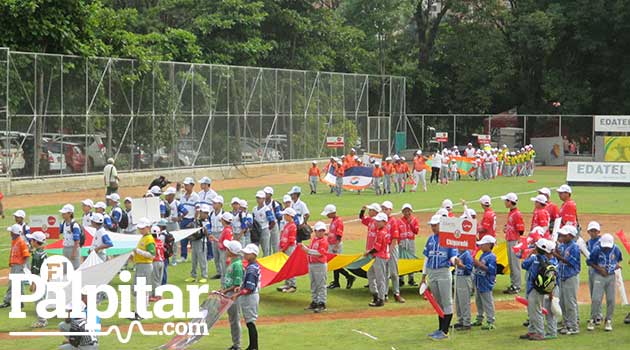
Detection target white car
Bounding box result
[0,138,26,175]
[43,140,67,172]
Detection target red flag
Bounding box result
[616,230,630,254]
[423,289,445,318]
[515,296,548,315]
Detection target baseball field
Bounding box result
[1,166,629,350]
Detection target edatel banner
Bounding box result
[438,217,477,250]
[566,161,630,184]
[594,115,630,132]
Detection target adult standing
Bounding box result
[430,151,442,184]
[178,177,200,263]
[501,192,525,295]
[263,186,282,253]
[103,158,119,197]
[412,150,427,192]
[288,186,310,243]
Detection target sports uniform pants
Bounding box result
[309,176,318,193]
[430,167,440,183]
[559,275,579,329]
[475,290,495,324]
[368,257,388,300]
[259,226,271,257]
[426,267,453,314]
[210,231,222,275]
[283,246,297,288]
[162,257,169,284]
[227,291,241,348]
[455,275,473,326]
[180,218,195,259]
[544,287,558,336]
[166,222,179,262]
[397,173,406,192]
[63,246,81,270]
[190,239,208,279]
[269,224,280,254]
[412,170,427,191]
[3,265,24,304]
[240,293,259,323]
[386,245,400,296]
[588,267,602,319]
[151,261,164,296]
[373,177,382,195]
[134,263,153,312]
[329,243,352,284]
[399,240,416,283]
[309,263,327,304]
[335,176,343,196]
[384,174,392,193]
[440,166,449,182]
[506,240,522,290]
[527,289,545,336]
[591,273,616,321]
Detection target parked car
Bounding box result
[61,141,86,173]
[44,133,107,172]
[0,137,26,175]
[42,140,67,172]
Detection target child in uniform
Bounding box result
[553,225,581,335]
[232,244,261,350]
[301,221,329,313]
[587,233,623,331]
[0,224,30,308]
[150,225,165,302]
[454,246,473,331]
[220,240,244,350]
[366,213,389,307]
[27,231,48,328]
[308,161,321,194]
[472,235,498,330]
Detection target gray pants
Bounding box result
[384,174,391,193]
[239,230,251,247]
[373,177,382,195]
[283,246,297,287]
[475,291,495,324]
[227,292,241,348]
[559,275,579,329]
[210,231,222,275]
[544,288,558,336]
[134,263,153,311]
[3,265,25,304]
[309,263,327,304]
[309,175,318,193]
[440,166,449,181]
[506,240,522,290]
[588,267,603,319]
[455,275,473,326]
[527,289,546,336]
[386,245,400,296]
[427,268,453,314]
[270,224,280,254]
[239,293,259,323]
[219,250,229,287]
[368,257,388,300]
[151,261,164,296]
[591,273,616,321]
[335,176,343,196]
[413,170,427,191]
[259,226,271,257]
[396,173,406,192]
[63,246,81,270]
[190,239,208,279]
[399,240,416,282]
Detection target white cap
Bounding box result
[501,192,518,202]
[428,215,441,225]
[538,187,551,197]
[385,156,392,161]
[600,233,614,248]
[106,193,120,202]
[401,156,406,161]
[393,154,400,160]
[255,191,266,198]
[321,204,337,216]
[312,160,317,164]
[13,210,26,218]
[587,221,601,232]
[221,212,234,222]
[441,199,453,209]
[366,203,382,212]
[558,225,578,237]
[136,217,151,229]
[263,186,274,195]
[212,195,224,205]
[531,194,548,204]
[401,203,413,211]
[374,213,389,222]
[313,221,327,231]
[164,187,177,195]
[26,231,46,243]
[416,150,422,155]
[239,199,248,208]
[151,225,161,235]
[183,177,195,185]
[281,207,297,216]
[381,201,394,210]
[199,204,211,213]
[144,191,154,198]
[231,197,240,204]
[91,213,104,224]
[81,199,94,207]
[479,195,492,206]
[282,195,292,203]
[94,201,107,209]
[7,224,22,235]
[477,235,497,245]
[556,184,572,194]
[468,143,473,146]
[150,186,162,195]
[124,197,133,203]
[199,176,212,185]
[59,204,75,214]
[436,208,449,217]
[288,186,302,195]
[530,226,546,236]
[536,238,554,253]
[241,243,260,256]
[224,240,242,255]
[464,208,477,218]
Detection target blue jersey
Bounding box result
[265,199,283,222]
[522,254,558,295]
[242,261,261,293]
[474,251,497,293]
[587,237,600,254]
[455,250,473,276]
[111,206,123,224]
[587,245,623,275]
[423,234,457,270]
[558,241,581,280]
[159,200,168,217]
[102,213,114,231]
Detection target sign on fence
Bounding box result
[477,134,491,144]
[567,161,630,184]
[439,217,477,250]
[594,115,630,132]
[326,137,344,148]
[435,132,448,143]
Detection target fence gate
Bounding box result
[367,116,390,156]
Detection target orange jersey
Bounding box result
[10,237,30,265]
[334,163,345,177]
[382,163,394,175]
[413,157,426,171]
[308,166,321,177]
[373,167,384,177]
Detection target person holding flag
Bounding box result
[322,204,355,290]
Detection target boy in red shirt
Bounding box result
[381,201,404,303]
[398,203,419,287]
[300,221,329,313]
[322,204,355,289]
[277,208,298,293]
[501,192,525,295]
[556,184,577,227]
[210,212,235,285]
[529,194,550,236]
[478,195,496,238]
[308,161,321,195]
[150,225,165,302]
[366,213,389,307]
[1,224,30,308]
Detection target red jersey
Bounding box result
[382,163,394,175]
[546,201,560,221]
[334,164,345,177]
[218,226,234,250]
[362,216,378,251]
[505,208,525,241]
[328,216,344,245]
[307,236,329,264]
[559,200,577,226]
[280,221,297,251]
[373,227,390,259]
[479,208,496,238]
[153,238,165,262]
[385,216,400,244]
[401,162,410,173]
[531,208,550,232]
[9,237,30,265]
[398,215,419,241]
[373,167,384,177]
[308,166,320,177]
[413,157,426,171]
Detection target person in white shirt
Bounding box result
[197,176,217,208]
[122,197,136,234]
[208,196,225,279]
[81,199,94,229]
[288,186,310,242]
[263,186,282,253]
[464,143,476,158]
[90,213,113,262]
[179,177,200,262]
[103,158,119,197]
[252,191,274,256]
[164,187,180,265]
[430,151,442,184]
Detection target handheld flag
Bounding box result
[419,283,445,318]
[515,296,548,315]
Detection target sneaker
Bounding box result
[227,346,240,350]
[399,279,405,287]
[453,323,463,330]
[528,333,544,341]
[305,302,317,311]
[427,329,441,337]
[394,294,406,303]
[604,320,612,332]
[314,303,326,313]
[368,299,384,307]
[456,325,471,331]
[210,274,221,280]
[346,276,356,289]
[471,320,483,327]
[0,302,10,308]
[559,327,568,335]
[519,333,534,340]
[327,282,341,290]
[566,327,579,335]
[624,313,630,324]
[198,278,208,283]
[587,320,595,331]
[170,261,178,266]
[31,321,48,328]
[276,287,287,292]
[522,319,530,327]
[595,316,603,325]
[481,323,496,330]
[408,280,418,287]
[283,286,297,293]
[430,331,448,341]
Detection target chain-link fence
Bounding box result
[0,48,406,178]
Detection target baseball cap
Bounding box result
[199,204,211,213]
[558,225,578,237]
[556,184,572,194]
[416,150,422,155]
[531,194,548,204]
[436,208,449,217]
[212,196,224,205]
[199,176,212,185]
[281,207,297,216]
[59,204,75,214]
[536,238,554,253]
[381,201,394,210]
[282,195,292,203]
[91,213,104,224]
[136,217,151,229]
[287,186,302,195]
[401,203,413,211]
[463,208,477,218]
[157,219,169,227]
[7,224,22,235]
[321,204,337,216]
[538,187,551,197]
[312,160,317,164]
[224,240,242,255]
[107,193,120,202]
[150,186,162,195]
[587,221,601,232]
[144,191,154,197]
[374,213,389,222]
[401,156,406,161]
[479,195,492,206]
[231,197,240,204]
[151,225,161,235]
[81,199,94,207]
[124,197,133,203]
[263,186,274,195]
[501,192,518,202]
[366,203,382,212]
[600,233,614,248]
[239,199,248,208]
[477,235,497,245]
[182,177,195,185]
[221,212,234,222]
[255,191,266,198]
[428,215,441,225]
[94,201,107,209]
[467,143,473,146]
[442,199,453,209]
[313,221,327,231]
[375,162,381,167]
[240,243,259,256]
[26,231,46,243]
[13,210,26,218]
[385,156,392,161]
[164,187,177,195]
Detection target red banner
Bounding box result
[438,217,477,250]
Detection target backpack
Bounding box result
[162,231,175,257]
[118,210,129,230]
[250,220,261,244]
[67,220,86,247]
[163,200,171,218]
[296,224,312,243]
[533,255,557,295]
[189,221,205,241]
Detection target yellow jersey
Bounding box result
[134,234,156,264]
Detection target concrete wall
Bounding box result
[0,160,316,196]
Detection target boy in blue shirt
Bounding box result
[472,235,497,330]
[586,221,602,324]
[587,233,623,332]
[454,247,473,330]
[553,225,581,335]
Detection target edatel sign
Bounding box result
[435,132,448,143]
[477,134,491,144]
[567,161,630,184]
[326,136,344,148]
[438,217,477,250]
[30,215,60,239]
[594,115,630,132]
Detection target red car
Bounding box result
[61,141,86,173]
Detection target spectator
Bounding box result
[103,158,119,196]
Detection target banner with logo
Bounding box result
[322,165,374,190]
[326,136,344,148]
[566,161,630,184]
[30,215,60,238]
[438,217,477,250]
[477,134,491,144]
[604,136,630,161]
[435,132,448,143]
[594,115,630,132]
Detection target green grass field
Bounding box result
[1,167,630,349]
